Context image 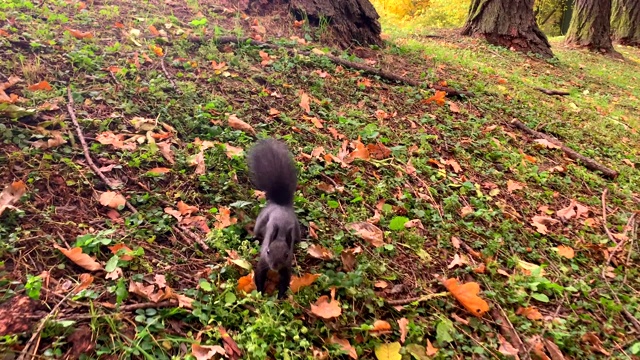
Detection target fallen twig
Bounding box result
[385,292,448,306]
[67,87,137,214]
[601,189,622,277]
[118,300,177,311]
[534,87,570,96]
[491,307,529,359]
[161,54,179,92]
[17,292,72,360]
[190,35,473,98]
[511,119,618,179]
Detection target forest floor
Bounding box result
[1,1,640,359]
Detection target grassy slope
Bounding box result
[1,1,639,359]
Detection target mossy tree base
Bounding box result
[612,0,640,46]
[565,0,620,56]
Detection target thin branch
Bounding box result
[160,55,179,93]
[534,87,570,96]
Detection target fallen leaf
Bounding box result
[346,222,384,247]
[346,139,370,162]
[27,81,52,91]
[307,244,333,260]
[424,90,446,106]
[237,273,256,293]
[498,334,520,359]
[214,206,237,229]
[74,273,94,293]
[148,167,171,174]
[148,25,160,36]
[507,180,525,193]
[189,151,205,175]
[367,143,391,160]
[177,201,198,216]
[290,273,320,293]
[99,191,127,209]
[227,114,256,135]
[517,306,543,320]
[374,280,388,289]
[556,245,575,259]
[341,247,361,272]
[445,159,462,173]
[66,27,94,39]
[192,344,226,360]
[426,339,438,356]
[534,139,561,149]
[543,338,565,360]
[154,274,167,288]
[397,318,409,343]
[108,243,134,261]
[330,335,357,359]
[442,278,489,317]
[581,333,610,356]
[448,101,460,113]
[299,92,311,114]
[310,288,341,319]
[317,182,335,193]
[164,207,182,222]
[460,206,473,217]
[222,143,244,158]
[54,244,103,271]
[128,280,156,300]
[447,253,469,269]
[370,320,392,335]
[219,326,242,359]
[0,180,27,216]
[404,219,424,229]
[328,127,346,140]
[149,44,163,57]
[374,342,401,360]
[531,216,560,234]
[529,336,551,360]
[157,141,175,164]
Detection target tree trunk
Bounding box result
[565,0,618,55]
[560,0,574,35]
[461,0,554,58]
[246,0,382,49]
[611,0,640,46]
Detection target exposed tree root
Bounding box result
[534,87,570,96]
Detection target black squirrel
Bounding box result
[247,138,301,299]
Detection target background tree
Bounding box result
[565,0,618,54]
[461,0,554,58]
[611,0,640,45]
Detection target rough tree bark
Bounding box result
[565,0,618,55]
[246,0,382,49]
[611,0,640,46]
[461,0,554,58]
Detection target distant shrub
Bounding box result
[372,0,470,30]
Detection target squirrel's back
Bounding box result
[247,138,298,206]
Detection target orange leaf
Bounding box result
[108,243,134,261]
[148,167,171,174]
[507,180,525,193]
[293,19,305,28]
[424,90,446,106]
[442,278,489,317]
[54,244,104,271]
[516,306,543,320]
[290,273,320,293]
[149,45,164,57]
[0,29,10,37]
[74,273,94,293]
[328,127,345,140]
[177,201,198,216]
[398,318,409,343]
[346,139,370,162]
[556,245,575,259]
[426,339,439,356]
[460,206,473,217]
[237,273,256,293]
[214,206,237,229]
[370,320,392,335]
[367,143,391,160]
[345,222,384,247]
[99,191,127,209]
[330,335,357,359]
[445,158,462,173]
[307,244,333,260]
[27,81,52,91]
[0,180,27,216]
[148,25,160,36]
[115,22,125,28]
[310,288,341,319]
[65,27,93,39]
[534,138,560,149]
[299,92,311,114]
[227,114,256,135]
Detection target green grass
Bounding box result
[1,0,639,359]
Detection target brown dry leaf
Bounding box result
[341,246,361,272]
[177,201,198,216]
[258,50,271,66]
[581,333,610,356]
[95,132,137,151]
[27,80,52,91]
[157,141,175,164]
[534,139,561,149]
[328,127,346,140]
[269,108,281,116]
[148,167,171,174]
[227,114,256,135]
[154,274,167,288]
[474,263,486,274]
[442,278,489,317]
[214,206,237,229]
[99,191,127,209]
[290,273,320,293]
[529,336,551,360]
[317,182,335,193]
[447,253,469,269]
[54,244,104,271]
[448,101,460,113]
[299,92,311,114]
[310,288,341,319]
[330,335,357,359]
[367,143,391,160]
[517,306,543,320]
[74,273,94,294]
[190,151,206,175]
[237,273,256,293]
[460,206,473,217]
[222,143,244,158]
[0,75,22,103]
[507,180,525,193]
[556,245,575,259]
[404,219,424,229]
[543,338,565,360]
[164,207,182,222]
[426,339,438,356]
[374,280,388,289]
[108,243,134,261]
[531,216,560,234]
[192,344,226,360]
[66,27,94,39]
[424,90,446,106]
[219,326,242,359]
[445,159,462,173]
[0,180,27,216]
[32,131,67,150]
[370,320,392,335]
[128,280,155,300]
[397,318,409,343]
[498,334,520,359]
[346,139,370,162]
[308,244,333,260]
[345,222,384,247]
[451,236,461,249]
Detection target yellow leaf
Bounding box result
[442,278,489,317]
[54,244,104,271]
[374,342,401,360]
[99,191,127,209]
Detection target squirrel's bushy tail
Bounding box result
[247,138,297,206]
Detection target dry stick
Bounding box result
[600,189,640,334]
[510,119,618,179]
[17,292,73,360]
[534,87,570,96]
[67,88,137,213]
[160,55,179,93]
[490,307,529,359]
[192,35,473,98]
[384,292,448,306]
